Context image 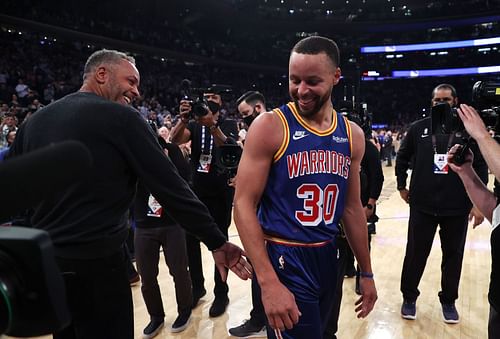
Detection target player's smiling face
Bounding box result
[288,52,340,118]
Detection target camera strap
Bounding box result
[431,133,455,154]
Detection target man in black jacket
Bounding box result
[8,49,251,339]
[395,84,488,324]
[171,89,239,317]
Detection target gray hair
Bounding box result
[83,49,135,81]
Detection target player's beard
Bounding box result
[293,93,330,118]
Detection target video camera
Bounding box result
[180,79,232,119]
[472,80,500,134]
[430,81,500,164]
[217,143,242,181]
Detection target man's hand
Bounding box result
[364,206,374,220]
[457,104,490,141]
[179,99,192,123]
[261,280,301,331]
[194,108,217,127]
[399,189,410,204]
[354,277,377,318]
[469,206,484,228]
[447,144,474,174]
[212,242,253,281]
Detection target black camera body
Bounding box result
[430,103,464,135]
[0,227,70,337]
[217,143,242,180]
[180,80,232,119]
[472,80,500,133]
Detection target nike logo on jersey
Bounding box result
[421,134,430,138]
[292,131,309,140]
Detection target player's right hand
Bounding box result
[261,280,301,331]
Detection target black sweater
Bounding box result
[395,117,488,215]
[134,141,191,228]
[360,139,384,206]
[10,92,226,258]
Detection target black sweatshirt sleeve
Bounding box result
[395,124,416,189]
[165,143,190,182]
[365,141,384,200]
[120,110,226,250]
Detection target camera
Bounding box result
[430,103,464,135]
[180,79,232,119]
[431,81,500,165]
[431,81,500,136]
[180,79,210,118]
[217,143,242,180]
[472,80,500,133]
[0,227,70,337]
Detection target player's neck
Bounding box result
[301,104,334,131]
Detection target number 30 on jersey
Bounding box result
[295,183,339,226]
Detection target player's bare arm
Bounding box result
[234,111,301,331]
[342,121,378,318]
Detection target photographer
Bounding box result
[395,84,488,323]
[171,88,238,317]
[447,103,500,338]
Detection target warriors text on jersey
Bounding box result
[258,102,352,243]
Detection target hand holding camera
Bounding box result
[457,104,491,142]
[179,99,192,123]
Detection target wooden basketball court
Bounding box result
[7,166,493,339]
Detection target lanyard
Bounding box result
[431,133,455,154]
[201,126,214,155]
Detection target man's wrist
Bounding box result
[397,185,406,191]
[357,271,374,279]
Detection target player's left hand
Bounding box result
[212,242,253,281]
[355,277,377,318]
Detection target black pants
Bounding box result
[135,226,192,318]
[401,208,468,304]
[489,306,500,339]
[53,250,133,339]
[325,228,373,339]
[186,191,232,298]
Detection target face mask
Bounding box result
[243,114,255,127]
[207,100,221,114]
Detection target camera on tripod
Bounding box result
[180,79,232,119]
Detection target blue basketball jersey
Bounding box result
[258,102,352,243]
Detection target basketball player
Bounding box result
[234,36,377,338]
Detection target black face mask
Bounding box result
[243,114,255,127]
[207,100,221,114]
